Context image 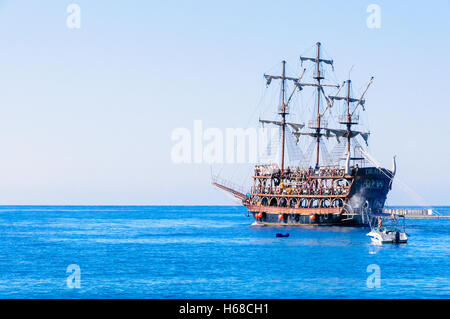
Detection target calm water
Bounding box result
[0,205,449,298]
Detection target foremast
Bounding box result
[263,61,305,172]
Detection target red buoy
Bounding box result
[278,214,284,220]
[310,215,316,221]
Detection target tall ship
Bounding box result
[212,42,396,226]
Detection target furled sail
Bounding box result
[322,128,370,145]
[259,119,305,132]
[328,96,365,106]
[292,131,320,144]
[264,74,339,89]
[292,130,339,144]
[300,56,334,66]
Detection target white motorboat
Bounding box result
[367,227,408,244]
[367,213,408,244]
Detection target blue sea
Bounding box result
[0,205,449,299]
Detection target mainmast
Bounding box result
[280,60,287,172]
[299,42,336,168]
[263,43,341,170]
[314,42,322,168]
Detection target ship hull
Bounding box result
[245,167,393,227]
[249,211,367,226]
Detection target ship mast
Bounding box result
[331,77,374,164]
[299,42,336,168]
[346,79,352,155]
[263,61,300,173]
[314,42,322,168]
[280,61,287,172]
[263,44,339,170]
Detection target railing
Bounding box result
[338,114,359,124]
[254,164,279,176]
[253,167,347,179]
[211,175,248,195]
[251,183,350,197]
[384,207,450,217]
[383,208,434,216]
[313,69,325,79]
[308,119,328,129]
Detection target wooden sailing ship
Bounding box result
[212,42,396,226]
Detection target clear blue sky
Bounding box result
[0,0,448,205]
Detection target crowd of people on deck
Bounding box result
[254,165,346,180]
[251,165,348,197]
[251,182,348,197]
